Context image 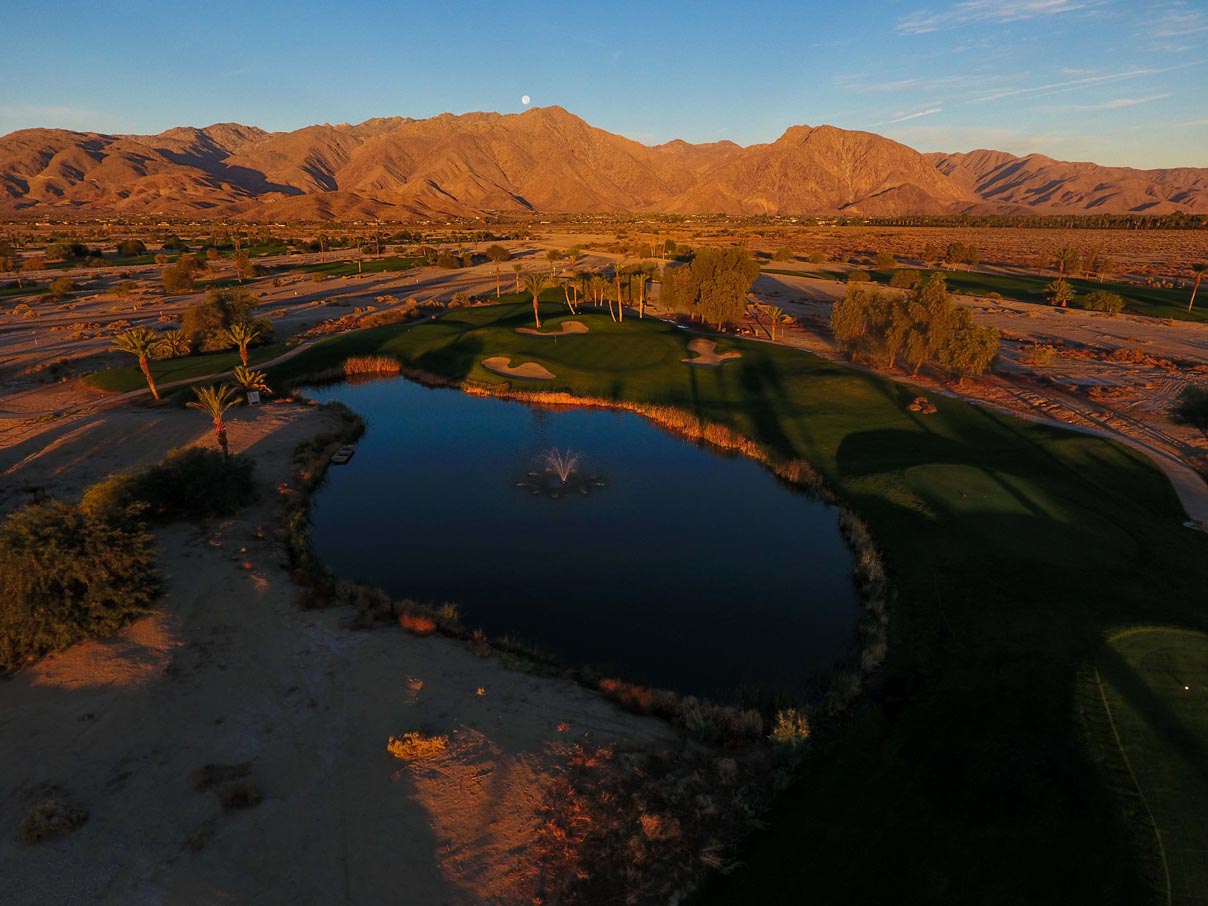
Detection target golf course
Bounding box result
[266,297,1208,903]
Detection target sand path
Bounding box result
[481,357,555,380]
[0,403,672,903]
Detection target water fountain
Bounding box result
[516,448,604,498]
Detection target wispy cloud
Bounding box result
[873,107,943,126]
[960,60,1207,105]
[897,0,1098,35]
[1043,93,1171,112]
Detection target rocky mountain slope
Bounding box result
[1,106,1204,219]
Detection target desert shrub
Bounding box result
[19,798,88,843]
[772,246,794,262]
[0,502,158,672]
[1021,344,1057,367]
[1081,289,1125,314]
[219,782,262,810]
[807,251,826,263]
[434,251,462,269]
[48,276,75,297]
[116,239,146,257]
[81,448,255,523]
[889,269,921,289]
[875,252,897,269]
[387,732,448,760]
[847,269,871,284]
[1172,384,1208,437]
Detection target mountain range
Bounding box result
[1,106,1204,220]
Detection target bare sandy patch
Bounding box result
[0,399,673,904]
[682,338,742,367]
[482,357,555,380]
[515,320,589,337]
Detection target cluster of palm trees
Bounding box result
[110,322,272,456]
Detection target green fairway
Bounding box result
[84,344,285,394]
[290,255,423,278]
[268,301,1208,904]
[763,266,1207,322]
[1091,628,1208,905]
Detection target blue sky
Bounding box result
[2,0,1206,167]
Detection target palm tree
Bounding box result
[112,328,165,400]
[523,272,548,328]
[1045,277,1074,308]
[485,244,511,298]
[1053,246,1079,277]
[1189,262,1207,313]
[224,321,262,367]
[764,305,793,340]
[187,384,241,457]
[231,365,271,397]
[162,328,190,359]
[511,262,524,294]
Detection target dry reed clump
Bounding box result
[343,354,401,376]
[399,609,437,636]
[387,731,448,761]
[770,708,812,749]
[18,798,88,843]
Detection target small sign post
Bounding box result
[247,391,260,406]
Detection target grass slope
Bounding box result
[270,302,1208,904]
[1088,628,1208,904]
[84,344,285,394]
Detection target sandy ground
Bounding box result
[481,357,555,380]
[0,402,673,904]
[515,320,589,336]
[682,338,742,367]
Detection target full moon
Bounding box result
[521,95,531,105]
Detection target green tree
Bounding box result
[546,248,564,275]
[1188,262,1207,313]
[116,239,146,257]
[232,249,252,283]
[223,321,263,367]
[523,272,548,328]
[484,244,511,298]
[1082,290,1124,315]
[1046,277,1074,308]
[875,251,897,269]
[112,328,165,400]
[187,385,241,457]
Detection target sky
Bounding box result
[2,0,1206,168]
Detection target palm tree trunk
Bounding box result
[532,294,541,329]
[495,265,501,299]
[615,273,624,322]
[1190,276,1202,313]
[215,421,229,457]
[240,345,249,367]
[139,355,160,400]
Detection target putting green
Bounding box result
[1093,628,1208,904]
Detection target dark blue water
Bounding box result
[306,378,861,701]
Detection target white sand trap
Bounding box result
[682,338,742,367]
[482,356,556,380]
[515,320,589,336]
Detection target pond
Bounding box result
[306,378,862,702]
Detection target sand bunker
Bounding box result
[682,338,742,367]
[482,357,555,380]
[515,320,589,337]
